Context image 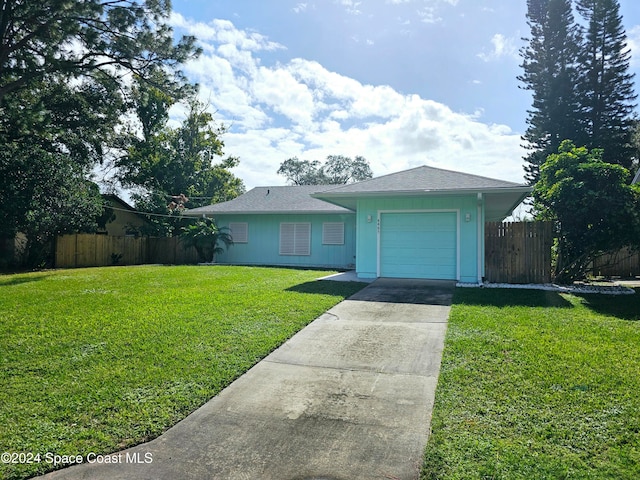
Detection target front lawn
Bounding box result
[423,288,640,479]
[0,266,366,480]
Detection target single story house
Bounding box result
[185,165,531,283]
[99,194,153,237]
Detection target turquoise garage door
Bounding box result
[379,212,457,280]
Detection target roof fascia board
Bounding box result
[183,210,356,217]
[104,194,137,212]
[313,186,532,199]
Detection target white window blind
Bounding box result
[229,222,248,243]
[280,223,311,255]
[322,222,345,245]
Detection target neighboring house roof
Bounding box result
[633,168,640,185]
[184,185,354,216]
[100,194,153,236]
[312,165,532,222]
[103,194,138,211]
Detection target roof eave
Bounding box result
[506,192,531,217]
[313,186,531,198]
[183,209,354,217]
[312,186,532,211]
[103,194,138,212]
[484,193,532,222]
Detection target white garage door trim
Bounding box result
[376,209,460,280]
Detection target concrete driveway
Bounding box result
[40,278,454,480]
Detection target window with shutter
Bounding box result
[322,222,344,245]
[229,222,248,243]
[279,223,311,255]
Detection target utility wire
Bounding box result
[106,205,200,219]
[3,196,207,219]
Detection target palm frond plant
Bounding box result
[180,218,233,263]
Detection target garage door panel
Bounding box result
[384,246,455,261]
[379,212,457,280]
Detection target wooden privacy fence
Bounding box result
[55,234,198,268]
[56,226,636,280]
[146,236,200,265]
[485,221,554,284]
[593,247,640,278]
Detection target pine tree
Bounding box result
[576,0,637,170]
[519,0,584,185]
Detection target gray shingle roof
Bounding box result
[318,165,524,194]
[312,165,532,221]
[185,165,531,220]
[185,185,353,215]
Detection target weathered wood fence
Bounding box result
[485,221,554,284]
[55,234,198,268]
[57,229,638,281]
[593,247,640,278]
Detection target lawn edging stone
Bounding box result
[456,282,635,295]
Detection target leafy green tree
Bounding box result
[0,146,105,267]
[576,0,637,169]
[277,155,373,185]
[0,78,121,265]
[534,140,640,283]
[180,218,233,263]
[519,0,585,185]
[0,0,200,266]
[323,155,373,184]
[117,83,245,236]
[277,158,325,185]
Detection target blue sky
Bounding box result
[168,0,640,189]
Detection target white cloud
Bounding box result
[335,0,362,15]
[252,66,316,126]
[477,33,519,62]
[170,13,284,52]
[170,16,526,188]
[391,0,458,24]
[387,0,459,5]
[293,3,308,13]
[417,7,441,24]
[627,25,640,67]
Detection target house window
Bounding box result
[229,222,248,243]
[322,222,345,245]
[280,223,311,256]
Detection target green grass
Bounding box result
[423,288,640,480]
[0,265,366,480]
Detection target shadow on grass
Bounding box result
[0,273,51,287]
[453,287,573,308]
[286,280,368,297]
[576,288,640,321]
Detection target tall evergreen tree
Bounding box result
[519,0,584,185]
[576,0,637,170]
